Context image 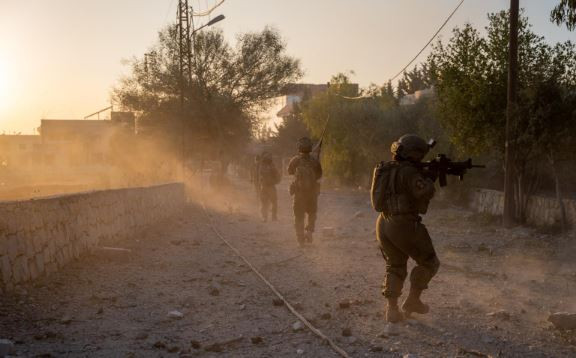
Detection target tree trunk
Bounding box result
[549,154,567,231]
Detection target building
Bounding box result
[275,83,359,120]
[40,118,133,168]
[399,87,435,106]
[0,114,137,187]
[0,135,43,169]
[276,84,329,119]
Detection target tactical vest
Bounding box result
[370,161,415,215]
[259,162,279,186]
[293,157,318,194]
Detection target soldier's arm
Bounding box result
[273,164,281,183]
[314,159,323,180]
[287,157,298,175]
[403,166,435,200]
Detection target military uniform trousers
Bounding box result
[292,192,318,241]
[376,213,440,298]
[260,185,277,220]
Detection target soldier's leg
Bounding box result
[377,215,409,323]
[271,187,278,221]
[305,195,318,233]
[385,218,439,315]
[402,222,439,314]
[260,188,268,221]
[293,196,306,245]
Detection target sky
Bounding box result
[0,0,574,134]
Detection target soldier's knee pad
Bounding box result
[422,255,440,277]
[429,256,440,276]
[409,265,433,289]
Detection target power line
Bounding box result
[192,0,225,16]
[388,0,466,83]
[164,0,177,23]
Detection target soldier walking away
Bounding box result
[288,137,323,246]
[258,152,280,222]
[370,134,440,323]
[251,154,261,200]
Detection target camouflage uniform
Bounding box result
[288,146,322,245]
[251,155,261,200]
[258,155,280,221]
[372,134,440,322]
[377,163,439,298]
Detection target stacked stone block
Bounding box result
[470,188,576,227]
[0,183,185,291]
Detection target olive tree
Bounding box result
[114,26,302,175]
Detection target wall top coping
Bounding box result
[0,182,184,204]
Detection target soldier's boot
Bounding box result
[385,298,404,323]
[296,236,305,247]
[305,230,313,243]
[402,288,429,315]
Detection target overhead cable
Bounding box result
[192,0,226,16]
[387,0,466,83]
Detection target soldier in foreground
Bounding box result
[371,134,440,323]
[258,152,280,222]
[288,137,323,246]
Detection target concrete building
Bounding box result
[0,114,137,188]
[0,135,43,169]
[399,87,435,106]
[275,83,359,120]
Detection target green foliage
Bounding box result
[113,26,302,164]
[300,73,439,186]
[429,9,576,220]
[429,10,576,158]
[396,64,435,98]
[551,0,576,30]
[271,103,311,157]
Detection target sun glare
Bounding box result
[0,58,11,109]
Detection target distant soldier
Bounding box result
[251,154,261,200]
[288,137,323,246]
[370,134,440,323]
[258,152,280,222]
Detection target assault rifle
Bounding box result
[416,153,485,187]
[311,114,330,161]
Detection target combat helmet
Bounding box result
[391,134,431,162]
[297,137,313,153]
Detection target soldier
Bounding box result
[258,152,280,222]
[288,137,322,246]
[251,154,261,200]
[371,134,440,323]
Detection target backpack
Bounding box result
[370,161,410,214]
[259,162,279,186]
[294,157,317,194]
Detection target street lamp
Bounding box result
[192,15,226,35]
[180,13,226,180]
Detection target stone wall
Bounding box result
[470,188,576,226]
[0,183,185,291]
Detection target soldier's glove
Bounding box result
[422,168,438,182]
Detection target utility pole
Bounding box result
[178,0,193,105]
[503,0,519,227]
[177,0,193,180]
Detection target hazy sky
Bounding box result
[0,0,574,134]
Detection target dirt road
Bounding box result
[1,178,576,357]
